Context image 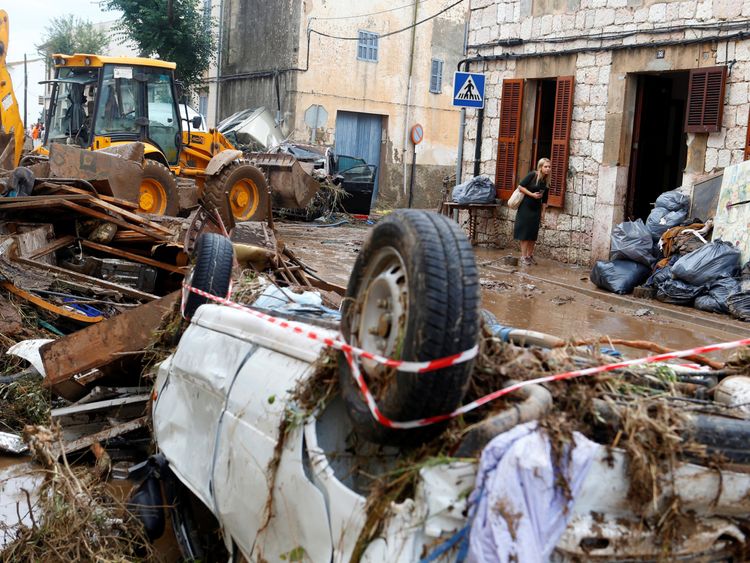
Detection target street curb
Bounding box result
[483,263,749,339]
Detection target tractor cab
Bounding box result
[44,55,182,165]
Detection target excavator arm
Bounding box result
[0,10,25,169]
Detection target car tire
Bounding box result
[183,233,234,319]
[201,160,269,227]
[339,210,480,445]
[140,159,180,216]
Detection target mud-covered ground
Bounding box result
[277,220,748,354]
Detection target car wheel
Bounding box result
[339,210,480,445]
[183,233,234,319]
[162,466,229,562]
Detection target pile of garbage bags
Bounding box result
[452,176,496,204]
[591,189,749,321]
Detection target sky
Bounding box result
[5,1,122,62]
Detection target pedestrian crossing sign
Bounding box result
[453,72,486,109]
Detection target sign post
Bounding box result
[408,124,424,208]
[453,72,486,109]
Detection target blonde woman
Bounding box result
[513,158,551,265]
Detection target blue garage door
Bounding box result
[335,111,383,201]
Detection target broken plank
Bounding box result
[15,256,157,301]
[27,235,76,260]
[40,183,140,209]
[52,394,149,418]
[82,197,174,235]
[40,291,178,388]
[57,416,147,456]
[0,194,92,204]
[60,200,171,242]
[81,239,186,275]
[1,281,104,323]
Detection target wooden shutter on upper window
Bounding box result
[548,76,574,208]
[685,66,727,133]
[495,79,524,200]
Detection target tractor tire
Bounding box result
[201,160,269,227]
[182,233,234,320]
[140,159,180,216]
[339,210,480,445]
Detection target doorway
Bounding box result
[626,72,689,220]
[335,111,383,202]
[531,79,557,167]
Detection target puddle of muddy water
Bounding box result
[279,223,746,357]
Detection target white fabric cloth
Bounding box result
[467,421,601,563]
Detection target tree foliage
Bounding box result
[102,0,215,89]
[36,16,110,63]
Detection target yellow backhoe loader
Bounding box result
[41,53,271,223]
[0,11,25,170]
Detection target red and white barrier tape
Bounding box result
[183,284,749,430]
[182,284,478,373]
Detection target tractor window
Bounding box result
[94,65,140,137]
[46,67,99,147]
[146,69,180,165]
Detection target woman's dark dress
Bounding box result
[513,172,549,241]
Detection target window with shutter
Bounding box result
[495,79,524,200]
[430,59,443,94]
[357,31,379,62]
[548,76,574,208]
[685,66,727,133]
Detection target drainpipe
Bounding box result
[473,106,484,176]
[214,0,224,126]
[455,0,471,185]
[401,1,419,201]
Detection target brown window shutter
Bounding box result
[548,76,574,208]
[495,79,524,200]
[685,66,727,133]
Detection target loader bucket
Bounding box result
[251,153,320,209]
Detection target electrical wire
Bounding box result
[468,19,750,49]
[309,0,465,40]
[310,0,433,21]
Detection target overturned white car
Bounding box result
[144,210,750,562]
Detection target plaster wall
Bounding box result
[292,0,466,208]
[464,0,750,265]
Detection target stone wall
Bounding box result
[464,0,750,265]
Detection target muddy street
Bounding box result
[278,221,747,353]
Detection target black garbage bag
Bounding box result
[610,219,655,266]
[656,278,705,305]
[646,207,688,240]
[654,189,690,212]
[728,292,750,321]
[644,265,673,288]
[694,277,741,314]
[671,241,741,286]
[452,175,496,204]
[590,260,651,295]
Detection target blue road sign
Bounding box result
[453,72,486,109]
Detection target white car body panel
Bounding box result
[154,303,750,562]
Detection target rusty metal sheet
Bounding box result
[252,152,320,209]
[49,143,142,203]
[40,291,179,389]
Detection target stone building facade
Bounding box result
[210,0,466,209]
[464,0,750,265]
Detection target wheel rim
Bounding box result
[140,178,168,215]
[352,246,409,384]
[229,178,260,221]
